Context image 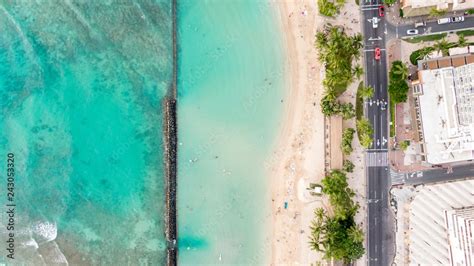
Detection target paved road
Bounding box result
[360,1,395,265]
[359,3,474,265]
[386,14,474,38]
[391,163,474,185]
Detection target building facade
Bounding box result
[401,0,474,17]
[445,207,474,266]
[411,54,474,165]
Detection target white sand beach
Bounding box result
[269,0,366,264]
[269,1,325,264]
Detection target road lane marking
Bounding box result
[368,37,382,41]
[361,7,379,11]
[399,27,474,39]
[364,48,386,52]
[380,113,383,147]
[366,151,388,167]
[361,3,381,8]
[367,148,388,152]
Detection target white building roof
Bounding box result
[428,50,443,59]
[403,0,474,10]
[445,207,474,266]
[418,63,474,164]
[453,0,474,11]
[449,47,469,56]
[393,179,474,265]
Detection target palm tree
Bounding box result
[360,85,374,99]
[391,61,409,80]
[417,47,434,61]
[310,208,326,252]
[351,34,363,50]
[353,65,364,79]
[360,134,373,148]
[317,0,338,17]
[434,38,450,56]
[458,34,467,47]
[348,225,364,243]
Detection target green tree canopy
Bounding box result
[341,128,355,155]
[388,79,409,103]
[410,47,434,65]
[322,170,358,220]
[310,170,365,263]
[316,25,362,118]
[390,61,409,80]
[389,61,410,103]
[433,38,452,56]
[352,65,364,80]
[357,118,374,148]
[339,103,356,120]
[359,85,374,99]
[318,0,338,17]
[342,159,355,173]
[458,34,467,47]
[316,25,362,96]
[399,140,410,151]
[317,0,347,17]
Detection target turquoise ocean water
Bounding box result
[177,1,285,264]
[0,0,285,264]
[0,1,172,264]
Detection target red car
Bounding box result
[375,47,381,60]
[379,5,385,17]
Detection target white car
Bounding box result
[452,16,464,23]
[438,17,450,24]
[414,21,426,28]
[406,29,419,35]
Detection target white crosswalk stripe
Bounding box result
[366,152,388,167]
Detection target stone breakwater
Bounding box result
[163,97,177,266]
[164,0,178,265]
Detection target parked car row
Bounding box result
[437,16,464,24]
[407,15,466,35]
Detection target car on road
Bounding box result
[406,29,419,35]
[438,17,451,24]
[452,16,464,23]
[374,47,381,60]
[378,5,384,17]
[414,21,426,28]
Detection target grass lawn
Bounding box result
[409,41,474,65]
[456,29,474,36]
[355,81,366,142]
[356,81,364,120]
[409,47,434,65]
[389,100,395,137]
[403,33,447,43]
